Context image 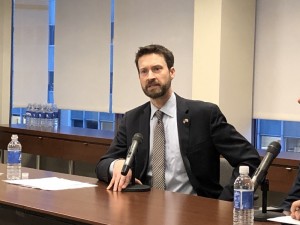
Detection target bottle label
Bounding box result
[53,112,59,118]
[38,112,46,119]
[32,112,38,118]
[7,150,21,164]
[45,112,53,119]
[234,190,254,209]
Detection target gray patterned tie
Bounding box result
[152,110,165,190]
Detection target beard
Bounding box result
[142,79,171,99]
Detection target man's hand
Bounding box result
[107,159,142,191]
[291,200,300,220]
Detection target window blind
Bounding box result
[54,0,111,112]
[112,0,194,113]
[253,0,300,121]
[13,0,49,107]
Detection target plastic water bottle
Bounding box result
[233,165,254,225]
[52,104,59,129]
[45,103,54,128]
[39,104,47,128]
[31,103,39,127]
[7,134,22,180]
[25,103,33,127]
[35,103,42,128]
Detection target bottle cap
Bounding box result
[11,134,18,140]
[239,165,249,175]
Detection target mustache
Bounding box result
[146,80,160,88]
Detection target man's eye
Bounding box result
[140,70,148,75]
[152,67,162,73]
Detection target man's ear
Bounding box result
[170,67,175,79]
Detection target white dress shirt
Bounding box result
[148,93,196,195]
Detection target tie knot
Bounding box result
[155,110,164,121]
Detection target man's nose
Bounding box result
[147,70,156,79]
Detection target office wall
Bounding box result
[0,0,12,125]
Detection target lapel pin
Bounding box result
[183,118,189,125]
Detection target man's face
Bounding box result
[137,53,175,99]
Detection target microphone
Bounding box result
[252,141,281,191]
[254,141,283,221]
[121,133,143,176]
[120,133,150,192]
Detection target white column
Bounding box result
[0,0,12,124]
[193,0,256,140]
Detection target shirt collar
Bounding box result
[150,92,176,119]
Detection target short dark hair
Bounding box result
[135,44,174,71]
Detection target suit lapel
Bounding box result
[135,103,151,178]
[176,94,190,155]
[176,95,203,192]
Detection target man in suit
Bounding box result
[95,44,260,201]
[280,166,300,217]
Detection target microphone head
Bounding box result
[132,133,143,144]
[267,141,281,158]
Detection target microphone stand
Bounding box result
[254,178,284,221]
[122,158,151,192]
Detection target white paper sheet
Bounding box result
[268,216,300,224]
[4,177,97,190]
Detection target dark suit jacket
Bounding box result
[95,94,261,201]
[280,165,300,211]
